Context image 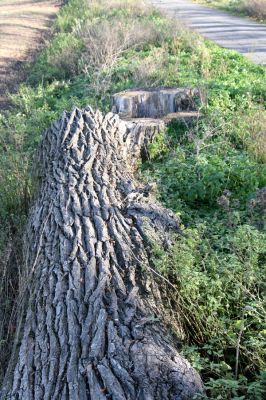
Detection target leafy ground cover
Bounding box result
[0,0,265,397]
[195,0,266,22]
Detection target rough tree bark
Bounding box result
[2,107,203,399]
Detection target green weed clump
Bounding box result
[0,0,266,396]
[143,117,266,398]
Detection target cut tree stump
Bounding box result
[122,118,165,165]
[111,87,199,119]
[2,107,203,399]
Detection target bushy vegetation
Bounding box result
[241,0,266,20]
[197,0,266,21]
[0,0,265,397]
[143,120,266,398]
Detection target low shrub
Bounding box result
[198,0,266,21]
[241,0,266,20]
[144,119,266,399]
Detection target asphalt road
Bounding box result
[150,0,266,65]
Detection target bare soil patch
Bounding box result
[0,0,61,108]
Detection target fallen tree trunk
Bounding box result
[2,107,203,399]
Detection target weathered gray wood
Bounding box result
[123,118,165,165]
[111,87,199,119]
[2,107,203,399]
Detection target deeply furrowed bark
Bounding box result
[2,107,203,399]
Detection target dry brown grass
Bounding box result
[80,19,158,93]
[0,230,24,383]
[241,0,266,20]
[78,3,181,94]
[131,46,172,87]
[237,110,266,162]
[247,111,266,162]
[81,19,160,70]
[88,0,151,14]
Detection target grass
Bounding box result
[195,0,266,22]
[0,0,266,397]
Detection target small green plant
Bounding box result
[145,117,266,398]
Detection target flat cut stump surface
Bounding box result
[112,87,199,120]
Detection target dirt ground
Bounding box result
[0,0,61,109]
